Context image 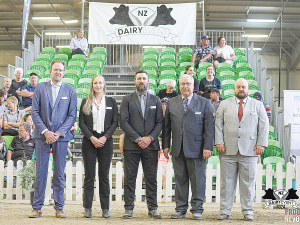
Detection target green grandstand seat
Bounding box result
[54,54,68,65]
[269,125,275,133]
[143,48,159,58]
[269,131,277,140]
[93,46,106,53]
[178,55,192,64]
[39,78,51,83]
[149,78,157,85]
[2,136,14,149]
[160,55,176,65]
[76,88,89,98]
[240,75,256,81]
[58,48,71,60]
[26,69,40,77]
[161,47,176,58]
[142,59,158,67]
[234,48,244,54]
[248,90,259,98]
[41,47,55,59]
[70,55,86,67]
[89,54,106,63]
[268,140,280,148]
[72,54,85,60]
[77,78,92,88]
[36,54,51,68]
[82,70,98,79]
[178,47,193,55]
[149,83,157,93]
[218,63,232,68]
[198,75,207,81]
[263,156,284,165]
[197,70,208,76]
[144,70,157,77]
[160,62,176,72]
[236,63,250,68]
[43,71,51,78]
[238,71,254,77]
[23,78,30,85]
[222,80,235,85]
[141,61,157,70]
[212,146,218,156]
[198,62,213,69]
[223,89,235,98]
[249,84,260,91]
[207,156,219,170]
[235,67,252,74]
[233,55,247,61]
[68,61,84,68]
[179,70,186,76]
[219,71,235,78]
[77,98,82,111]
[247,80,258,86]
[62,78,75,87]
[264,145,282,158]
[179,62,194,72]
[219,75,236,81]
[143,54,158,61]
[64,70,80,83]
[91,47,107,62]
[85,61,103,74]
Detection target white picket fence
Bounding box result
[1,159,300,204]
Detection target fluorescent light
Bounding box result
[247,19,275,23]
[143,46,166,49]
[56,46,71,48]
[45,32,71,35]
[242,35,268,38]
[239,48,262,51]
[64,20,79,24]
[32,17,60,20]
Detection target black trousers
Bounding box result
[123,149,158,211]
[82,134,113,209]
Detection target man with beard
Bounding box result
[215,78,268,221]
[120,70,163,219]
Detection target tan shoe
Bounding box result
[56,210,66,218]
[29,209,42,218]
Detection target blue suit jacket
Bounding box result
[31,81,77,141]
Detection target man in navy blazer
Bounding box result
[120,71,163,219]
[30,60,77,218]
[162,74,214,220]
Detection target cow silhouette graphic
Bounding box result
[151,5,176,26]
[109,4,134,26]
[262,188,276,200]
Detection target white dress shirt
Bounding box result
[92,95,106,134]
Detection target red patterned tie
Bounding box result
[238,101,243,121]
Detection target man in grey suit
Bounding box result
[162,74,214,220]
[120,70,163,219]
[29,60,77,218]
[215,78,269,221]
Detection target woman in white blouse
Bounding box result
[79,75,118,218]
[70,29,88,57]
[213,37,236,69]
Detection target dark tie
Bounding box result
[238,101,243,121]
[183,98,188,112]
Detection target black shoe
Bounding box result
[84,208,92,218]
[148,210,162,219]
[171,211,186,219]
[123,209,133,219]
[102,209,110,218]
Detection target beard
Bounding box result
[136,83,148,92]
[235,91,248,100]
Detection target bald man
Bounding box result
[215,78,269,221]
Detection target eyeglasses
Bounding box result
[180,82,192,87]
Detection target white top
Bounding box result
[70,37,88,51]
[214,45,234,59]
[92,95,106,134]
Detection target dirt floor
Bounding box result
[0,200,294,224]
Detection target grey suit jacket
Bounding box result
[31,81,77,141]
[162,94,214,159]
[215,96,269,156]
[120,91,163,151]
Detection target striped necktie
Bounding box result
[183,98,188,112]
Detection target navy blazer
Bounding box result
[79,96,118,140]
[120,92,163,151]
[31,81,77,141]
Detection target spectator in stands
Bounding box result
[0,89,7,113]
[199,65,222,99]
[70,29,88,57]
[191,35,214,68]
[253,92,272,119]
[156,79,178,99]
[0,135,7,162]
[11,68,27,105]
[79,75,118,218]
[185,65,199,94]
[2,96,26,136]
[20,72,38,112]
[5,122,35,167]
[21,114,34,134]
[3,77,17,99]
[161,98,168,115]
[210,88,222,119]
[213,37,236,70]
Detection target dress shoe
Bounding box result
[102,209,110,218]
[192,212,202,220]
[29,209,42,218]
[148,210,162,219]
[244,214,254,221]
[56,210,66,218]
[218,214,229,220]
[171,211,186,219]
[84,208,92,218]
[123,209,133,218]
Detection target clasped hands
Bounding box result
[44,130,60,144]
[90,136,107,148]
[138,136,152,149]
[216,144,265,155]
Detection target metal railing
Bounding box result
[7,64,16,79]
[0,74,6,88]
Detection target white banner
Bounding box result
[89,2,196,45]
[284,90,300,156]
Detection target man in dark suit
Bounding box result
[120,70,163,219]
[29,60,77,218]
[162,74,214,220]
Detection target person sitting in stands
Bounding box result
[199,65,222,99]
[213,37,236,70]
[0,89,8,133]
[191,35,214,69]
[70,29,88,57]
[185,65,199,94]
[20,72,38,112]
[11,68,28,105]
[253,92,272,119]
[210,88,222,120]
[21,114,34,134]
[5,122,35,167]
[2,96,26,136]
[156,80,178,99]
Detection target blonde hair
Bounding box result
[6,96,18,104]
[83,75,106,115]
[77,29,84,37]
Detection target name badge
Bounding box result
[150,106,156,109]
[106,107,112,109]
[195,112,201,114]
[61,97,68,99]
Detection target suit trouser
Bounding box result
[32,139,68,210]
[123,149,158,211]
[172,150,206,214]
[219,152,257,216]
[82,136,113,209]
